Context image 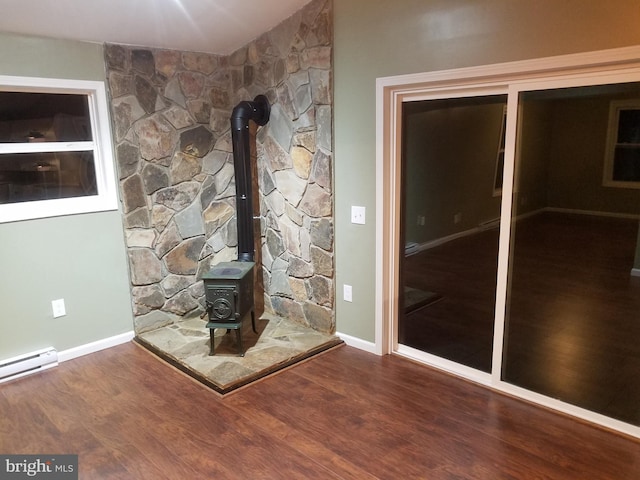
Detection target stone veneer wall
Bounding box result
[106,0,334,335]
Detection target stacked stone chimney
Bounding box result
[105,0,334,335]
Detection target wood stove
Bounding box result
[202,95,270,356]
[202,261,257,356]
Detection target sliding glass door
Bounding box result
[400,95,506,373]
[396,75,640,428]
[502,84,640,425]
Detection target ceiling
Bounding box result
[0,0,313,55]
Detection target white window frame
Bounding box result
[603,98,640,189]
[0,76,118,223]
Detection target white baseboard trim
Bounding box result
[407,207,637,256]
[412,227,482,253]
[58,331,135,363]
[545,207,640,220]
[408,210,539,255]
[336,332,379,355]
[631,268,640,277]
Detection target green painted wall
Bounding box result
[0,33,133,360]
[515,101,554,216]
[334,0,640,342]
[546,95,640,215]
[404,101,504,245]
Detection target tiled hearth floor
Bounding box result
[135,313,343,394]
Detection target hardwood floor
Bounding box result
[1,342,639,479]
[401,212,640,426]
[400,226,499,372]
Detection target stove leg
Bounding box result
[209,328,215,356]
[251,309,257,334]
[236,328,244,357]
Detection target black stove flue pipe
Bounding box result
[231,95,271,262]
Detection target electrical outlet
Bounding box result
[454,213,462,224]
[351,206,366,225]
[52,299,66,318]
[343,284,353,302]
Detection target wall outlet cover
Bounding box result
[52,299,66,318]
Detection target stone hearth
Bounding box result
[136,313,342,394]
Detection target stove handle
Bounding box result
[200,300,214,319]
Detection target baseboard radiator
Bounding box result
[0,348,58,384]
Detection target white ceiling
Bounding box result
[0,0,313,55]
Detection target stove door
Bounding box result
[206,286,237,322]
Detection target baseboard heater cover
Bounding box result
[0,348,58,384]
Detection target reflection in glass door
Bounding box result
[399,95,506,373]
[502,84,640,426]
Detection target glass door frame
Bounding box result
[375,45,640,439]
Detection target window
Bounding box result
[0,76,117,222]
[603,99,640,188]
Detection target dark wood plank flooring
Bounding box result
[1,342,639,479]
[505,213,640,425]
[401,212,640,426]
[400,226,499,372]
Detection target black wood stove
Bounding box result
[202,95,270,356]
[202,261,257,356]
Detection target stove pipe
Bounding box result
[231,95,270,262]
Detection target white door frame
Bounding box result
[375,45,640,439]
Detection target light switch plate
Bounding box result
[351,206,366,224]
[343,284,353,302]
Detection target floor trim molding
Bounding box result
[336,332,378,355]
[58,331,135,363]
